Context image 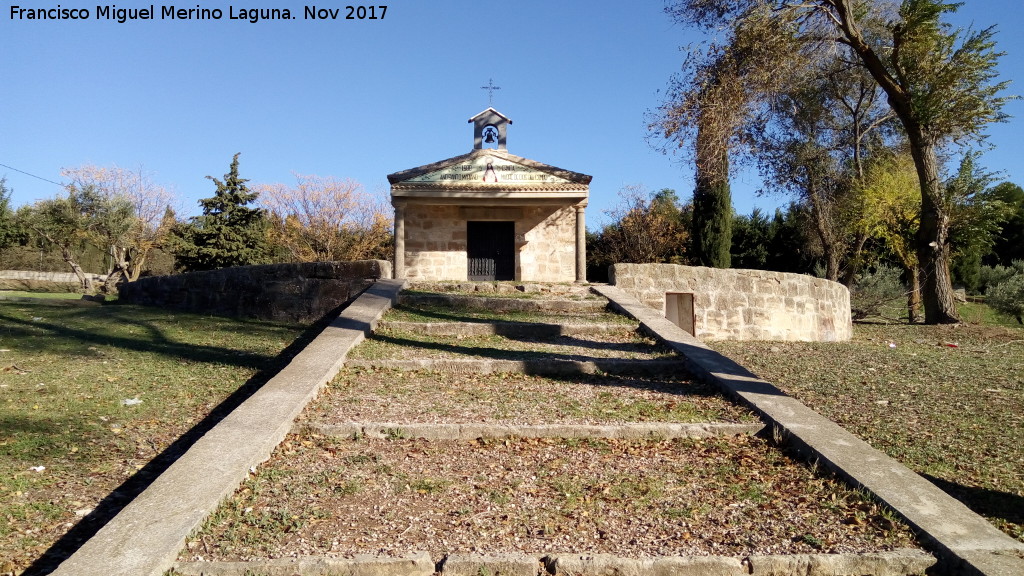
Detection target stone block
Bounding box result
[442,553,540,576]
[745,550,936,576]
[546,554,642,576]
[546,555,743,576]
[649,557,744,576]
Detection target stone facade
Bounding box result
[519,205,578,282]
[390,108,590,283]
[119,260,391,323]
[401,204,578,282]
[610,263,852,342]
[402,205,467,281]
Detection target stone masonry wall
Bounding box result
[518,205,576,282]
[610,263,852,342]
[119,260,391,323]
[0,270,107,283]
[403,204,577,282]
[0,269,108,292]
[404,205,467,281]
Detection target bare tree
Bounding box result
[255,174,392,263]
[61,164,177,283]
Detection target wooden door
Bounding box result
[467,221,514,281]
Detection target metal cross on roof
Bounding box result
[480,78,501,106]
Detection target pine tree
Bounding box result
[172,153,271,271]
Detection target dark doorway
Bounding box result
[467,221,515,281]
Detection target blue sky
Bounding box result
[2,1,1022,230]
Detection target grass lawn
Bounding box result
[711,303,1024,541]
[0,291,89,301]
[0,301,306,574]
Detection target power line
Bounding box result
[0,162,67,187]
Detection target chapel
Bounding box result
[387,108,591,282]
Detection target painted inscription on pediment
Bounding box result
[407,156,569,184]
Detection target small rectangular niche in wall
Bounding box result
[665,292,696,336]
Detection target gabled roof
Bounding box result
[387,148,591,191]
[468,107,512,124]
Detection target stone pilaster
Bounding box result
[393,202,406,279]
[575,203,587,283]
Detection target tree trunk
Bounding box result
[842,231,869,287]
[907,263,923,324]
[102,269,124,294]
[906,128,961,324]
[127,247,149,282]
[99,245,133,293]
[831,4,959,324]
[806,177,840,282]
[61,246,93,292]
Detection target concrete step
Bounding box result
[344,358,691,375]
[407,281,598,299]
[378,320,636,337]
[398,293,608,314]
[173,550,937,576]
[300,421,765,441]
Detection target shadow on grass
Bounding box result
[0,305,297,368]
[19,311,337,576]
[367,331,669,363]
[389,303,610,325]
[922,473,1024,533]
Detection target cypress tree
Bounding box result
[691,145,732,268]
[172,153,271,271]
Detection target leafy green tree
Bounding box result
[691,163,733,268]
[731,205,817,274]
[172,154,271,272]
[61,164,177,282]
[18,186,111,291]
[755,51,899,283]
[731,209,771,270]
[587,186,690,279]
[0,177,21,255]
[820,0,1012,323]
[987,182,1024,266]
[664,0,1014,323]
[986,261,1024,323]
[861,152,924,321]
[945,154,1009,293]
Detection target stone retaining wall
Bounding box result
[609,263,851,342]
[0,270,107,282]
[118,260,391,323]
[0,269,106,291]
